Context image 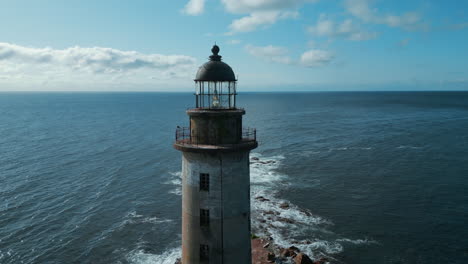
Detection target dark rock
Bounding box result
[255,196,270,202]
[288,246,300,252]
[277,217,295,224]
[267,252,276,263]
[279,202,290,209]
[263,242,270,248]
[252,157,260,161]
[174,258,182,264]
[300,208,312,216]
[280,248,297,258]
[263,210,277,215]
[294,253,314,264]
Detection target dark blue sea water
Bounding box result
[1,92,468,264]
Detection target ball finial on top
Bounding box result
[211,45,220,56]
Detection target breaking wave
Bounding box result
[127,247,181,264]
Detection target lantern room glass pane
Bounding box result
[195,81,237,109]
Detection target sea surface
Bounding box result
[1,92,468,264]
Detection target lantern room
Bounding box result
[194,45,237,109]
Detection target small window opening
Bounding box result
[200,209,210,227]
[200,173,209,191]
[200,244,209,261]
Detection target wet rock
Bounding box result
[277,217,295,224]
[300,208,312,216]
[263,210,277,215]
[255,196,270,202]
[294,253,314,264]
[288,246,300,252]
[263,242,270,248]
[279,202,290,209]
[252,157,260,161]
[174,258,181,264]
[280,248,297,258]
[267,253,276,263]
[252,238,274,264]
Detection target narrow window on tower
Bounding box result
[200,209,210,227]
[200,244,209,261]
[200,173,209,191]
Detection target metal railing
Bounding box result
[175,127,256,145]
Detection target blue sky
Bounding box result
[0,0,467,91]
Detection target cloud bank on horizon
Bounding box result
[0,0,467,91]
[0,43,196,91]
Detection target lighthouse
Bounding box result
[174,45,258,264]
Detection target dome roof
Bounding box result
[195,45,236,82]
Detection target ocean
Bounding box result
[0,92,467,264]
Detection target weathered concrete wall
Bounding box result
[181,151,251,264]
[188,110,244,145]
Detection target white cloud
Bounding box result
[0,42,196,90]
[221,0,317,14]
[245,44,333,67]
[308,15,377,41]
[226,39,242,45]
[221,0,318,34]
[245,44,293,64]
[228,11,298,34]
[182,0,205,16]
[300,49,334,67]
[344,0,427,31]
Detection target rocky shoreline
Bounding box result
[250,195,331,264]
[251,237,329,264]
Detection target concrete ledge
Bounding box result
[174,140,258,153]
[187,108,245,117]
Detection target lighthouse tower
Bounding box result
[174,45,257,264]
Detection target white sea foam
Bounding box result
[127,247,181,264]
[123,211,173,226]
[397,145,422,149]
[336,238,380,245]
[165,172,181,196]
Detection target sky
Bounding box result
[0,0,467,91]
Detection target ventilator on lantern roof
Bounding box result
[194,45,237,109]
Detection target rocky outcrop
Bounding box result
[295,253,315,264]
[280,248,296,258]
[252,238,275,264]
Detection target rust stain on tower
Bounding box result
[174,45,258,264]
